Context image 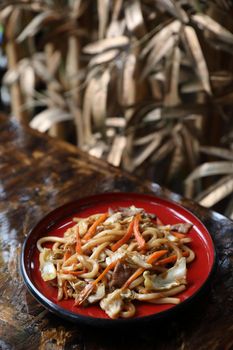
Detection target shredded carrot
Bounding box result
[75,227,82,254]
[83,213,108,241]
[155,251,189,266]
[93,260,117,286]
[171,232,187,239]
[76,260,118,305]
[63,250,72,262]
[111,219,134,252]
[133,213,146,250]
[63,280,68,299]
[122,250,168,289]
[146,249,168,264]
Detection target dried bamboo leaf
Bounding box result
[0,5,13,22]
[17,11,60,42]
[30,108,73,132]
[98,0,110,39]
[185,161,233,184]
[142,34,176,78]
[106,117,126,128]
[125,0,146,37]
[89,141,107,159]
[91,69,110,130]
[164,46,181,106]
[141,20,181,58]
[200,146,233,161]
[143,108,162,122]
[3,67,20,85]
[89,49,119,67]
[82,78,96,145]
[83,36,129,55]
[107,135,126,166]
[225,195,233,220]
[210,71,233,89]
[155,0,188,23]
[121,53,136,108]
[20,65,35,96]
[107,19,126,38]
[192,14,233,46]
[180,124,199,169]
[151,139,175,163]
[183,25,211,95]
[133,131,164,146]
[132,136,163,169]
[196,175,233,207]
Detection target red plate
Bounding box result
[21,192,216,325]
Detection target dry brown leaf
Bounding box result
[98,0,110,39]
[141,20,181,58]
[185,161,233,184]
[83,36,129,55]
[121,53,136,114]
[30,108,73,132]
[17,11,60,42]
[155,0,188,23]
[192,14,233,46]
[82,78,96,145]
[89,49,119,67]
[196,175,233,207]
[183,25,212,95]
[164,46,181,106]
[200,146,233,160]
[107,135,126,167]
[106,117,126,128]
[91,70,110,130]
[20,64,35,97]
[132,136,164,169]
[106,19,126,38]
[151,139,175,163]
[142,34,176,78]
[125,0,146,38]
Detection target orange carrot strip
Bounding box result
[93,260,117,286]
[83,213,108,241]
[122,268,144,290]
[155,251,190,266]
[111,219,134,252]
[76,260,118,305]
[64,250,72,262]
[75,227,82,254]
[122,250,168,290]
[63,280,68,299]
[171,232,187,239]
[133,213,146,250]
[146,249,168,264]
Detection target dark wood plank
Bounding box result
[0,114,232,350]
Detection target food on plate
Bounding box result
[37,206,195,319]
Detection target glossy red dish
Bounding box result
[21,192,216,326]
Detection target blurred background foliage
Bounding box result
[0,0,233,218]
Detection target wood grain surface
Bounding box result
[0,114,232,350]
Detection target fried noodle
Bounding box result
[37,206,195,319]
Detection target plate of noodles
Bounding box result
[21,192,216,325]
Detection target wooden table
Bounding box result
[0,114,232,350]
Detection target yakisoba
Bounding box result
[37,206,195,319]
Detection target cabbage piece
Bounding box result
[39,248,57,281]
[144,257,187,291]
[88,283,106,304]
[100,289,123,319]
[105,212,122,224]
